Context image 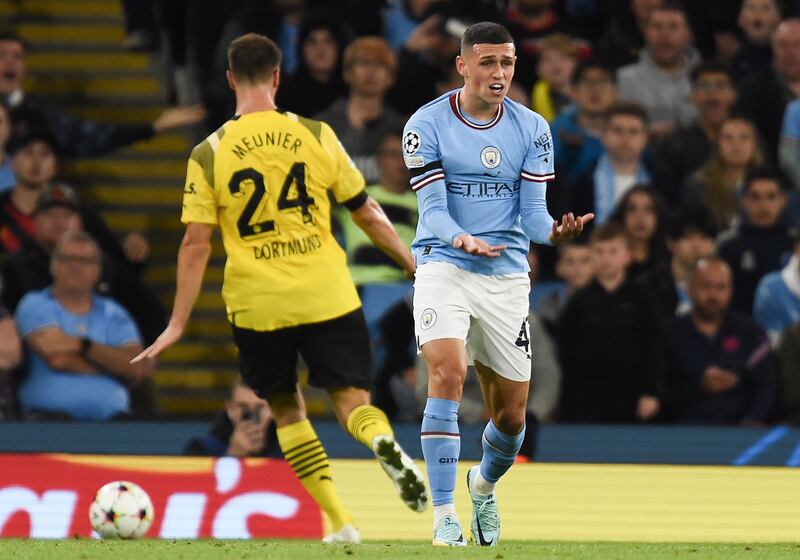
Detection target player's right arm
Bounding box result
[403,116,504,257]
[132,147,216,363]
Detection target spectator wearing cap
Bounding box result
[753,227,800,347]
[276,13,348,117]
[663,257,775,425]
[651,62,737,205]
[717,168,795,315]
[0,31,203,159]
[317,36,405,185]
[0,183,166,349]
[616,2,701,136]
[531,34,579,122]
[0,103,12,192]
[14,230,148,421]
[0,131,58,254]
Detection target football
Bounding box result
[88,480,154,539]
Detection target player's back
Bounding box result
[181,110,366,331]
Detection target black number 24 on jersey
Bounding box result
[228,163,315,239]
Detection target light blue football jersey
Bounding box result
[403,89,555,275]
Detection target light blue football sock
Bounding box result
[479,420,525,484]
[421,398,460,506]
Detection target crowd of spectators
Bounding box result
[2,0,800,429]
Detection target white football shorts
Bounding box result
[413,261,532,382]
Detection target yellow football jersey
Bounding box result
[181,110,366,331]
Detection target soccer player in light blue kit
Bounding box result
[403,22,594,547]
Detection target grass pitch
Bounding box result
[4,540,800,559]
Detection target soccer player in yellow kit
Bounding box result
[132,33,427,544]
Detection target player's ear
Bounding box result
[272,67,281,93]
[455,55,467,78]
[226,70,235,91]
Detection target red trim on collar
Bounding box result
[449,90,504,130]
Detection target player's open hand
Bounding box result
[130,324,184,364]
[453,234,506,257]
[549,212,594,245]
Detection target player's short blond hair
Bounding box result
[227,33,282,84]
[343,36,396,74]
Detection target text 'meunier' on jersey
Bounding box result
[181,110,367,331]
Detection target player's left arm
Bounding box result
[132,148,217,364]
[349,194,416,275]
[520,114,593,245]
[131,223,212,363]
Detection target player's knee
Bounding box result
[428,363,465,395]
[493,409,526,436]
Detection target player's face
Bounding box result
[741,179,786,227]
[51,239,101,292]
[718,119,757,167]
[556,246,595,290]
[691,72,735,125]
[457,44,516,106]
[34,206,82,249]
[572,68,616,114]
[689,261,732,321]
[623,191,657,242]
[303,29,339,76]
[645,10,691,67]
[739,0,780,44]
[669,231,715,268]
[11,141,57,189]
[602,114,648,162]
[0,39,24,96]
[591,238,631,280]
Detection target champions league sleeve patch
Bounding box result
[403,131,421,155]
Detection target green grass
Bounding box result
[3,540,800,560]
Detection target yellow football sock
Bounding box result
[346,405,394,448]
[277,419,352,531]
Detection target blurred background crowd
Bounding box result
[2,0,800,456]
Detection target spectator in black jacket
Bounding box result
[663,257,776,424]
[0,31,204,159]
[559,223,663,423]
[595,0,661,71]
[731,0,781,81]
[276,13,348,117]
[651,62,737,205]
[184,381,281,458]
[640,206,717,324]
[717,167,794,315]
[735,19,800,163]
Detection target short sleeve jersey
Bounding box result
[402,89,555,275]
[181,110,366,330]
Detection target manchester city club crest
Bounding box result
[480,146,501,169]
[420,308,437,330]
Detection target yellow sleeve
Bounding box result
[321,122,366,204]
[180,143,218,225]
